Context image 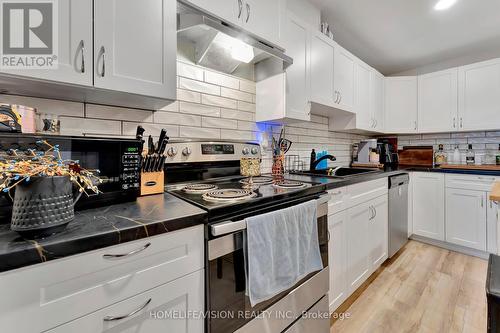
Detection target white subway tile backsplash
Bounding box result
[220,108,254,121]
[154,111,202,127]
[179,102,221,117]
[86,104,153,122]
[123,122,179,138]
[221,87,253,102]
[177,62,204,81]
[0,94,84,117]
[202,117,237,129]
[237,120,259,131]
[177,89,201,103]
[158,101,179,112]
[205,71,239,89]
[221,129,256,141]
[201,94,238,109]
[60,117,121,136]
[180,126,220,139]
[239,80,256,94]
[237,101,256,112]
[179,77,220,95]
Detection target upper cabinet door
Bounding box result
[242,0,282,47]
[334,46,355,112]
[0,0,92,86]
[184,0,241,26]
[282,13,311,121]
[370,70,385,132]
[310,32,335,107]
[418,68,458,133]
[384,77,418,133]
[94,0,176,100]
[354,62,372,130]
[458,58,500,131]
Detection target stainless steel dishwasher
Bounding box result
[388,174,410,258]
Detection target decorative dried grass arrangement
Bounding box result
[0,140,102,197]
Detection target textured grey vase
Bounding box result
[11,176,76,238]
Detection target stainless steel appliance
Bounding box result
[377,139,399,171]
[0,133,141,222]
[388,174,410,258]
[164,140,330,333]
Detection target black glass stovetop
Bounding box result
[167,176,326,222]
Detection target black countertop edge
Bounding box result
[0,193,207,274]
[287,165,500,191]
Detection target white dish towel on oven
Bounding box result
[243,200,323,306]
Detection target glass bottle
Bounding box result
[434,144,447,166]
[466,144,475,165]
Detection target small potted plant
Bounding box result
[0,140,101,238]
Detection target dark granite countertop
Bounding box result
[287,165,499,190]
[0,193,207,273]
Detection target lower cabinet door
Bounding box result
[487,195,499,254]
[369,195,389,270]
[46,269,204,333]
[346,202,370,294]
[328,210,348,313]
[445,188,487,251]
[412,173,445,240]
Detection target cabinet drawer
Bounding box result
[346,178,388,209]
[445,174,499,192]
[0,225,204,333]
[328,187,348,215]
[46,269,204,333]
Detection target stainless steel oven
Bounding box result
[206,195,330,333]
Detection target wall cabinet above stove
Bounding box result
[0,0,176,110]
[183,0,284,49]
[384,76,418,134]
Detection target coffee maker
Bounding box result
[377,138,399,170]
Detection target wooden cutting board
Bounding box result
[491,182,500,202]
[439,164,500,171]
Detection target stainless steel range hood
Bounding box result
[177,1,292,81]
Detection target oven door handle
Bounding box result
[210,194,330,237]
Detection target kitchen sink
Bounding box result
[292,167,381,178]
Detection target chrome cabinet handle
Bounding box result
[414,121,417,130]
[368,206,374,220]
[481,197,484,208]
[338,92,342,104]
[478,176,496,181]
[374,119,378,128]
[79,40,85,73]
[237,0,243,18]
[103,298,152,322]
[99,46,106,77]
[327,230,331,242]
[373,206,377,219]
[453,117,456,128]
[245,3,250,23]
[460,117,463,128]
[103,242,151,259]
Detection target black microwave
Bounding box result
[0,134,141,223]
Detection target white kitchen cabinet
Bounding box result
[354,61,372,130]
[369,195,389,270]
[346,201,370,294]
[334,46,356,112]
[445,188,487,251]
[328,210,348,313]
[256,12,310,122]
[370,70,385,132]
[0,0,93,86]
[185,0,242,26]
[458,58,500,131]
[488,196,499,254]
[310,32,336,107]
[384,77,418,133]
[46,269,204,333]
[418,68,458,133]
[94,0,176,100]
[242,0,282,47]
[412,173,445,241]
[0,225,204,333]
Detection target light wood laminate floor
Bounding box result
[331,240,488,333]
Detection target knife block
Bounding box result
[140,171,164,196]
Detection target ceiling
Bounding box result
[308,0,500,75]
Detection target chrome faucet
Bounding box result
[310,154,337,171]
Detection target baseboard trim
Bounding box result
[410,235,490,259]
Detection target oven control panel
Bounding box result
[164,141,261,163]
[120,145,140,190]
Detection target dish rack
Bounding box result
[284,155,305,173]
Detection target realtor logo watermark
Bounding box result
[0,0,58,69]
